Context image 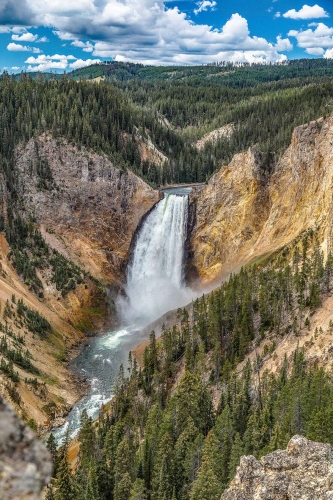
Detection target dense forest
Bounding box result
[45,230,333,500]
[2,58,333,187]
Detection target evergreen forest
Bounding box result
[1,58,333,188]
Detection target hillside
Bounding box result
[10,59,333,187]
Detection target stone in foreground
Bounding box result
[221,435,333,500]
[0,396,52,500]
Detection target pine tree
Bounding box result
[129,478,148,500]
[190,466,221,500]
[228,433,244,481]
[54,442,74,500]
[78,409,96,471]
[46,433,58,476]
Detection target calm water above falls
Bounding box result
[54,187,196,443]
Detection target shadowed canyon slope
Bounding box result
[15,135,160,286]
[189,116,333,284]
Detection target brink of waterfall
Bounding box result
[118,191,194,327]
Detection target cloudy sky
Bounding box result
[0,0,332,72]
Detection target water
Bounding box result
[53,326,146,443]
[118,188,194,326]
[53,187,195,443]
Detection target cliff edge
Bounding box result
[190,116,333,285]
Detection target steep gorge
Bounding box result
[15,134,160,287]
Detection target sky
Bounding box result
[0,0,333,72]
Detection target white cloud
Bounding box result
[11,66,20,70]
[275,35,293,51]
[24,53,100,71]
[69,58,101,68]
[274,12,281,18]
[324,48,333,58]
[7,42,29,51]
[288,23,333,51]
[194,1,217,16]
[11,27,29,34]
[12,31,38,42]
[90,11,290,64]
[2,0,293,65]
[0,26,11,33]
[305,46,325,54]
[71,40,94,52]
[283,4,329,20]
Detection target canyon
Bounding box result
[3,114,333,429]
[189,116,333,285]
[2,111,333,498]
[0,134,160,428]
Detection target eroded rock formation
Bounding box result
[15,134,160,285]
[190,116,333,285]
[221,435,333,500]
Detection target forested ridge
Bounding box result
[2,58,333,188]
[46,230,333,500]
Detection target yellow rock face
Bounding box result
[190,116,333,285]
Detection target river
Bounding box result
[53,186,196,443]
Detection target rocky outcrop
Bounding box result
[0,395,52,500]
[15,135,160,285]
[196,124,234,150]
[189,116,333,284]
[221,435,333,500]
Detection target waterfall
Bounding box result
[119,192,193,326]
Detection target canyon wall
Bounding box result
[0,136,159,428]
[15,135,160,286]
[189,116,333,284]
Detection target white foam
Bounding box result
[99,328,131,349]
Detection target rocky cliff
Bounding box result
[15,135,160,286]
[0,135,160,429]
[189,116,333,284]
[221,435,333,500]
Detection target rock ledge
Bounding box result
[221,435,333,500]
